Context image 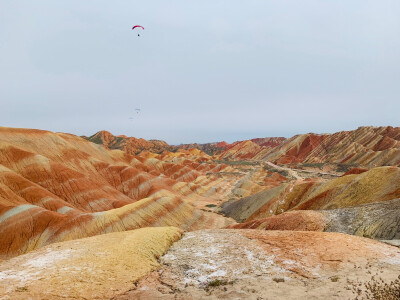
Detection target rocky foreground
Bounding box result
[1,228,399,300]
[120,230,400,300]
[0,227,183,299]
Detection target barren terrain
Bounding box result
[1,126,400,299]
[117,230,400,300]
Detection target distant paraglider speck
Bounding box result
[132,25,144,37]
[129,108,141,120]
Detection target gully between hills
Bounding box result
[0,126,400,299]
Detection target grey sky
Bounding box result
[1,1,399,144]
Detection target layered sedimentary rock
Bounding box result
[86,126,400,168]
[222,167,400,224]
[264,126,400,166]
[2,127,289,258]
[228,210,327,232]
[217,140,264,160]
[342,167,369,176]
[0,189,193,258]
[0,227,183,300]
[2,125,400,299]
[229,198,400,239]
[0,128,204,258]
[217,126,400,167]
[250,137,287,147]
[220,184,289,223]
[3,125,400,263]
[86,130,172,154]
[172,141,231,155]
[217,138,288,161]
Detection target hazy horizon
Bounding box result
[1,1,399,144]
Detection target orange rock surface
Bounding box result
[3,125,400,262]
[87,126,400,168]
[0,127,237,258]
[2,127,289,258]
[1,125,400,299]
[86,130,172,154]
[215,126,400,167]
[254,167,399,217]
[228,210,327,231]
[238,230,400,278]
[342,167,369,176]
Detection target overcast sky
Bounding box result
[1,1,399,144]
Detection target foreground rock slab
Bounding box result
[0,227,182,300]
[120,229,400,300]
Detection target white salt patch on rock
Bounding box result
[0,269,41,288]
[382,255,400,265]
[209,269,227,277]
[162,253,176,261]
[23,248,73,269]
[282,259,322,278]
[161,230,284,288]
[199,263,217,271]
[282,259,301,267]
[207,246,222,255]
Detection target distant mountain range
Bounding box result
[85,126,400,167]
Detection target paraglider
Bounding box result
[132,25,144,37]
[129,108,141,120]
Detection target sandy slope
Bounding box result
[0,227,182,300]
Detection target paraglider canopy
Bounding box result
[132,25,144,30]
[132,25,144,37]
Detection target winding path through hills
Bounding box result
[264,161,302,179]
[263,161,340,180]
